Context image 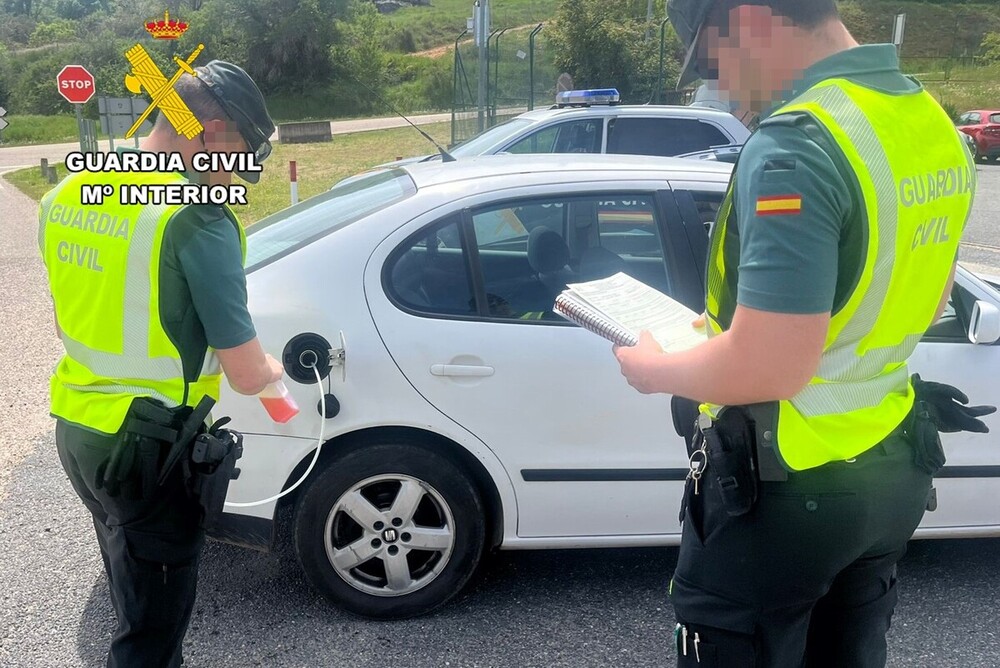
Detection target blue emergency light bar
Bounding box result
[556,88,622,107]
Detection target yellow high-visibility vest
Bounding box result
[38,169,247,435]
[704,78,976,471]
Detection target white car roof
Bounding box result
[398,153,734,189]
[512,104,739,123]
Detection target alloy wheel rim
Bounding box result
[324,473,456,597]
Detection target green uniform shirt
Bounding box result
[732,44,923,315]
[115,148,256,381]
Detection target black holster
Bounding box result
[95,397,181,502]
[698,407,759,517]
[182,418,243,532]
[94,396,243,531]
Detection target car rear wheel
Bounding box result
[293,443,486,619]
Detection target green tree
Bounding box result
[27,16,74,45]
[329,0,398,113]
[182,0,346,94]
[53,0,103,19]
[978,31,1000,64]
[0,42,12,108]
[548,0,681,103]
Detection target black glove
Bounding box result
[911,374,997,434]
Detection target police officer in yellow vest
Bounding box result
[38,61,284,667]
[614,1,995,665]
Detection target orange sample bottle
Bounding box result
[259,380,300,423]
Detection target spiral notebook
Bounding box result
[553,272,707,352]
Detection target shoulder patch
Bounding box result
[756,194,802,216]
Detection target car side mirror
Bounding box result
[969,300,1000,345]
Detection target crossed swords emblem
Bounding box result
[123,42,205,139]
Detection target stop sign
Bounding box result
[56,65,96,104]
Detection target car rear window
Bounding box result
[244,169,416,272]
[991,113,1000,124]
[607,117,731,157]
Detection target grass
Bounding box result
[917,64,1000,117]
[3,121,453,226]
[0,114,84,147]
[233,121,451,224]
[838,1,1000,60]
[385,0,558,52]
[5,160,74,200]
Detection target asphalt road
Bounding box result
[2,164,1000,668]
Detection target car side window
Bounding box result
[387,195,675,321]
[467,194,670,321]
[470,199,569,319]
[595,197,670,294]
[504,120,602,155]
[690,191,725,229]
[606,117,731,157]
[969,112,982,124]
[385,216,477,317]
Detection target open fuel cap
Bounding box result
[283,333,333,384]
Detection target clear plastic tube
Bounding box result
[225,365,326,508]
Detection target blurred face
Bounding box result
[699,4,804,114]
[199,118,249,186]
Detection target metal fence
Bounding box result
[899,56,987,82]
[450,19,702,146]
[451,23,560,146]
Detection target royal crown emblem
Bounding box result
[145,10,189,40]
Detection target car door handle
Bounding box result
[430,364,495,377]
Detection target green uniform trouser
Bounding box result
[669,425,933,667]
[55,419,205,668]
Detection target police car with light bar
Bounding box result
[371,88,751,171]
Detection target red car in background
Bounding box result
[957,109,1000,162]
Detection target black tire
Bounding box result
[293,442,486,619]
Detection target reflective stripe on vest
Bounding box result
[39,168,246,434]
[703,78,975,471]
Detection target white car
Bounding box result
[378,88,751,169]
[217,154,1000,620]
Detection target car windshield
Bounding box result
[449,118,536,157]
[245,169,416,272]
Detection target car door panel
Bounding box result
[366,183,696,539]
[907,269,1000,529]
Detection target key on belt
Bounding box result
[687,413,713,495]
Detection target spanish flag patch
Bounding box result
[756,194,802,216]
